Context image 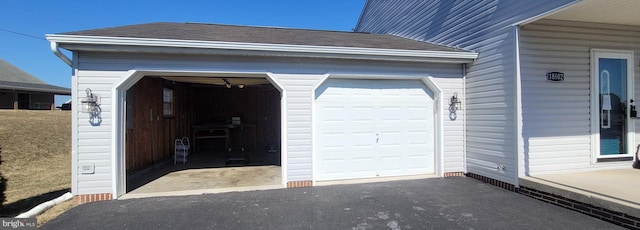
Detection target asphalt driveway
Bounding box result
[41,177,622,229]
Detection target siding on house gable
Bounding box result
[520,19,640,175]
[73,52,466,195]
[356,0,576,49]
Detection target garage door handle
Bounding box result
[376,134,380,143]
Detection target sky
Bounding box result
[0,0,367,105]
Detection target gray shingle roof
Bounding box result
[0,80,71,95]
[0,59,70,95]
[0,59,45,84]
[61,22,467,53]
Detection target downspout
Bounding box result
[462,63,467,174]
[50,41,72,67]
[514,26,523,188]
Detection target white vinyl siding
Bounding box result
[74,69,128,195]
[269,73,325,182]
[434,78,465,173]
[73,51,465,195]
[519,19,640,175]
[464,28,518,185]
[356,0,576,48]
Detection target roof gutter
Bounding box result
[50,41,72,67]
[46,34,478,63]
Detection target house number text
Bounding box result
[546,72,565,82]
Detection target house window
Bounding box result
[163,88,174,116]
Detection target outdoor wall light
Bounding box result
[449,92,462,112]
[81,88,100,113]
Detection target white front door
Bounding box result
[591,49,635,161]
[314,79,435,181]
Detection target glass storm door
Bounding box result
[593,50,634,160]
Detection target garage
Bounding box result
[314,79,435,181]
[47,22,478,201]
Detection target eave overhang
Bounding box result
[46,34,478,64]
[515,0,640,27]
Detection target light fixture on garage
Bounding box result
[81,88,99,113]
[238,84,245,89]
[449,92,462,112]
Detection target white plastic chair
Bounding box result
[174,138,188,164]
[181,136,191,153]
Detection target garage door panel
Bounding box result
[319,150,374,161]
[317,106,376,127]
[408,109,432,118]
[315,79,435,181]
[318,151,377,180]
[318,131,376,146]
[407,158,432,171]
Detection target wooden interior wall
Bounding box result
[125,77,192,173]
[192,84,281,151]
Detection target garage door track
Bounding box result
[41,177,622,229]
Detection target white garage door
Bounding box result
[314,79,435,181]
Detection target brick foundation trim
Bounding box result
[287,181,312,188]
[443,172,465,177]
[465,173,516,191]
[518,186,640,229]
[74,193,113,204]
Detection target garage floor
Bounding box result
[122,150,282,199]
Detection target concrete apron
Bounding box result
[121,165,283,199]
[519,169,640,218]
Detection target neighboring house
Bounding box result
[356,0,639,188]
[46,23,478,201]
[0,58,71,110]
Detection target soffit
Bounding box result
[545,0,640,26]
